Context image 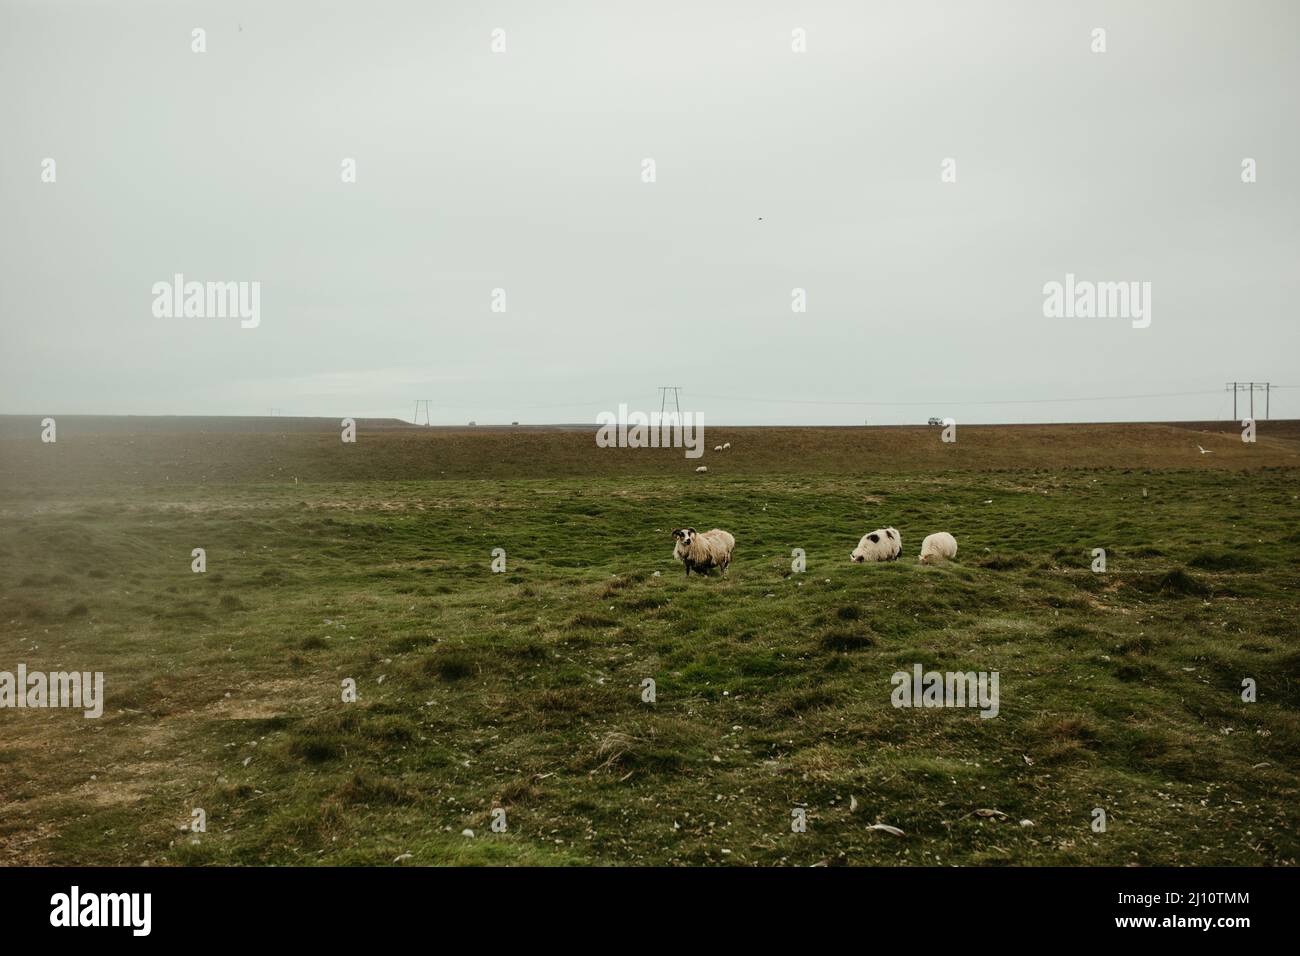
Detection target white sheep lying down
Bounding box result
[672,528,736,577]
[919,532,957,564]
[850,527,901,563]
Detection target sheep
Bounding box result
[919,532,957,564]
[672,528,736,577]
[713,445,723,452]
[850,527,902,563]
[722,442,731,449]
[695,465,708,473]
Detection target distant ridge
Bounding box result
[0,415,608,437]
[0,415,410,436]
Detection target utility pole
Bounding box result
[1225,382,1271,420]
[413,400,432,426]
[657,387,682,416]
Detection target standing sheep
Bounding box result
[919,532,957,564]
[672,528,736,577]
[850,528,902,563]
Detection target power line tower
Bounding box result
[1225,383,1271,420]
[657,387,682,416]
[413,400,433,426]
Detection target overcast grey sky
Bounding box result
[2,0,1297,425]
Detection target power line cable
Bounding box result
[401,386,1266,414]
[689,389,1223,408]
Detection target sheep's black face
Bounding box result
[851,551,864,563]
[674,528,695,548]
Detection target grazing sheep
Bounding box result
[850,527,902,563]
[713,445,723,452]
[695,465,708,473]
[919,532,957,564]
[672,528,736,577]
[722,442,731,449]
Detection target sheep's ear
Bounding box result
[885,530,894,540]
[687,527,697,534]
[671,529,682,538]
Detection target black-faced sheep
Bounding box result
[672,528,736,577]
[850,527,901,563]
[919,532,957,564]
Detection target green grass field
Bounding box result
[1,418,1297,865]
